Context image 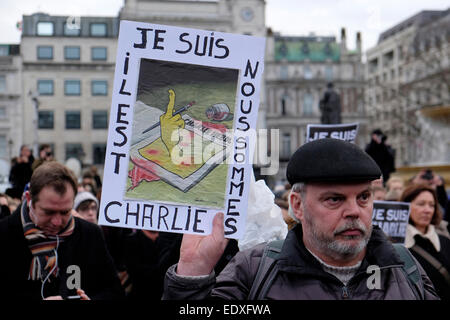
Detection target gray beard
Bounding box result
[303,206,372,260]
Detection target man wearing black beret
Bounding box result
[163,139,439,300]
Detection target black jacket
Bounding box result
[410,234,450,300]
[0,208,125,300]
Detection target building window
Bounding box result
[325,65,333,81]
[64,46,80,60]
[0,135,7,159]
[280,65,288,79]
[0,106,6,118]
[37,22,54,36]
[37,46,53,59]
[38,111,54,129]
[93,110,108,129]
[304,65,312,79]
[93,143,107,165]
[281,97,286,115]
[65,143,84,161]
[90,23,107,37]
[91,80,108,96]
[65,80,81,96]
[37,79,54,95]
[0,45,8,56]
[65,111,81,129]
[63,23,81,36]
[281,133,291,159]
[91,47,107,60]
[303,93,314,115]
[0,75,5,93]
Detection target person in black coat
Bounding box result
[0,161,124,300]
[122,230,239,300]
[365,129,395,183]
[6,145,34,200]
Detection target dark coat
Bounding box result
[0,208,125,300]
[163,225,439,300]
[365,140,395,181]
[7,161,33,199]
[123,231,239,300]
[409,234,450,300]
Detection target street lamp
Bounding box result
[29,90,40,157]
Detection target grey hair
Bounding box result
[287,182,307,224]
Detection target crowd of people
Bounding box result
[0,138,449,300]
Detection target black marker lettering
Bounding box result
[224,218,237,235]
[104,201,121,223]
[119,79,131,96]
[158,206,169,230]
[244,60,259,79]
[194,35,207,56]
[214,38,229,59]
[117,104,129,124]
[125,203,139,226]
[176,33,192,54]
[227,199,240,216]
[241,82,255,97]
[110,152,126,174]
[123,52,130,75]
[171,207,183,231]
[142,204,154,228]
[134,27,153,49]
[193,209,206,233]
[114,126,127,147]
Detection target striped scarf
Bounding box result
[20,201,75,281]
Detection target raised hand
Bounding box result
[160,89,185,156]
[177,212,229,276]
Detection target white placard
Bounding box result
[98,20,265,239]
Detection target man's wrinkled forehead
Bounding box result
[305,181,374,195]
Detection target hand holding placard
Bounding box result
[177,212,229,276]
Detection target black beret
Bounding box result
[286,138,382,184]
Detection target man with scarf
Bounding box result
[0,161,124,300]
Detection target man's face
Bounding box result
[26,185,74,236]
[390,181,404,193]
[292,181,373,263]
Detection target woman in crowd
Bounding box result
[401,184,450,300]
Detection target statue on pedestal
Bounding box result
[319,82,341,124]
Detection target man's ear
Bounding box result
[289,192,304,223]
[25,191,31,206]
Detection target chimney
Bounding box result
[340,27,347,53]
[356,31,362,54]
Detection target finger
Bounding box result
[77,288,90,300]
[165,89,176,115]
[172,114,182,122]
[44,296,63,300]
[211,212,227,247]
[175,119,185,129]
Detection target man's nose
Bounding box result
[342,199,362,218]
[51,214,64,226]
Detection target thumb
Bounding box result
[211,212,227,247]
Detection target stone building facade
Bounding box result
[365,9,450,167]
[265,28,367,185]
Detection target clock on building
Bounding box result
[240,7,254,22]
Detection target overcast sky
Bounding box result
[0,0,448,52]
